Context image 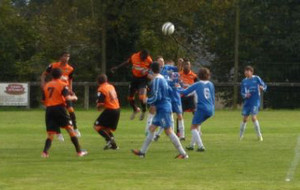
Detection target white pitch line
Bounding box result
[285,135,300,182]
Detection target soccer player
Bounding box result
[153,60,186,141]
[131,62,188,159]
[41,68,87,158]
[177,57,184,72]
[239,66,267,141]
[41,52,81,138]
[179,68,215,152]
[111,50,152,120]
[93,74,120,150]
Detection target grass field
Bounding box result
[0,109,299,190]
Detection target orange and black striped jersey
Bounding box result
[46,62,74,85]
[97,82,120,110]
[43,79,69,107]
[179,70,198,89]
[129,52,152,78]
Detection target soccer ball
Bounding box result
[162,22,175,35]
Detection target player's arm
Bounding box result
[62,86,78,102]
[96,91,106,111]
[178,82,198,96]
[69,71,74,94]
[111,59,130,73]
[240,81,250,99]
[40,65,52,89]
[146,78,159,105]
[257,76,267,92]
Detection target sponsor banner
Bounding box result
[0,83,29,106]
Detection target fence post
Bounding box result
[84,83,89,110]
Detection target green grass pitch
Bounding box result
[0,109,299,190]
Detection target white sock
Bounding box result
[178,119,185,138]
[253,120,262,137]
[168,132,186,155]
[192,129,204,148]
[155,127,164,136]
[145,113,154,134]
[171,114,174,130]
[140,132,154,154]
[190,133,195,146]
[198,125,202,136]
[240,122,247,138]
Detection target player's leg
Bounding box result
[177,113,185,140]
[252,115,263,141]
[67,105,80,137]
[42,107,57,157]
[138,87,147,120]
[240,106,250,140]
[42,132,55,158]
[164,127,188,159]
[145,105,155,135]
[64,125,87,156]
[128,81,140,120]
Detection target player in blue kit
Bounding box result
[153,60,186,141]
[239,66,267,141]
[179,68,215,152]
[132,62,188,159]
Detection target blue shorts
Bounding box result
[152,111,173,128]
[242,105,259,116]
[192,109,213,125]
[172,102,182,114]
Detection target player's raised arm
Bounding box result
[179,82,198,96]
[111,59,130,73]
[257,76,267,92]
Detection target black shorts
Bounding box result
[129,76,148,95]
[181,95,196,112]
[94,109,120,130]
[46,105,72,133]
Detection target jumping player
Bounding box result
[41,68,87,158]
[179,68,215,152]
[132,62,188,159]
[41,52,81,138]
[93,74,120,150]
[240,66,267,141]
[111,50,152,120]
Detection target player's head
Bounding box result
[156,56,164,68]
[98,74,108,84]
[60,52,70,63]
[183,60,191,72]
[151,61,160,74]
[140,49,149,61]
[166,60,174,66]
[198,68,211,80]
[244,65,254,78]
[51,68,62,79]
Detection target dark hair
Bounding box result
[140,49,149,61]
[244,65,254,72]
[51,68,62,79]
[60,52,70,57]
[198,68,210,80]
[98,74,108,84]
[151,61,160,74]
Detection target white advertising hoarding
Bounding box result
[0,83,29,106]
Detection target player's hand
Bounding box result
[259,85,264,91]
[245,93,251,98]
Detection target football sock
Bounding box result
[98,129,111,142]
[240,122,247,138]
[43,138,52,153]
[70,136,81,152]
[140,132,154,154]
[69,112,77,129]
[253,120,262,137]
[140,101,147,112]
[145,113,154,133]
[192,129,204,148]
[155,127,164,136]
[178,119,185,137]
[129,99,138,112]
[168,132,186,155]
[171,114,174,130]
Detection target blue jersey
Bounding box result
[147,74,172,113]
[241,75,267,108]
[160,65,181,104]
[180,80,215,115]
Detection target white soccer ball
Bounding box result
[162,22,175,35]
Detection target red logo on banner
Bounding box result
[5,84,26,95]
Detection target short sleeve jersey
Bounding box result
[129,52,152,78]
[46,62,74,85]
[97,83,120,110]
[43,79,69,107]
[179,70,198,89]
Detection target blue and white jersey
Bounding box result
[179,80,215,114]
[241,75,267,108]
[147,74,172,112]
[160,65,181,104]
